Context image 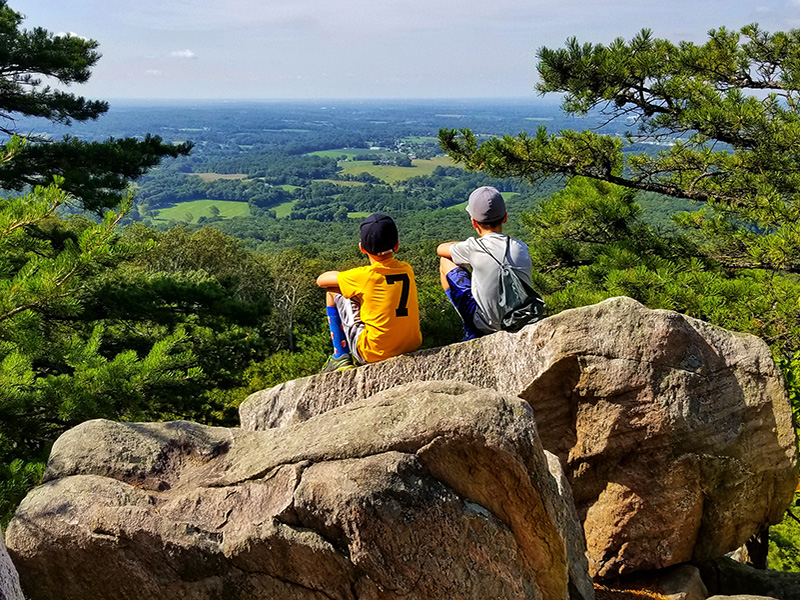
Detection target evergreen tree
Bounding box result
[519,176,800,355]
[0,1,191,211]
[440,24,800,274]
[0,139,200,522]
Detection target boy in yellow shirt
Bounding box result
[316,213,422,371]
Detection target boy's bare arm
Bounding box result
[316,270,341,292]
[437,242,457,259]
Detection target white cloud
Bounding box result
[170,50,197,59]
[55,31,90,41]
[145,69,163,76]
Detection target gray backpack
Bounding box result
[476,236,546,332]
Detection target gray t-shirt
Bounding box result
[449,233,533,333]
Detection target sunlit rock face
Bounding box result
[6,381,592,600]
[241,296,799,578]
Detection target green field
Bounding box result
[191,173,249,183]
[153,199,251,223]
[338,156,455,184]
[308,148,399,159]
[316,179,366,187]
[274,200,298,218]
[402,136,439,143]
[307,149,362,159]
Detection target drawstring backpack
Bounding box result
[476,236,546,332]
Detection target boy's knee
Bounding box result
[439,257,457,290]
[439,256,457,276]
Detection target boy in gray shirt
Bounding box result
[437,186,534,339]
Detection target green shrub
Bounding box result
[769,493,800,571]
[0,459,45,527]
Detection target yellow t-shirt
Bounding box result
[337,258,422,363]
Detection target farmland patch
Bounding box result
[192,173,249,183]
[153,199,251,223]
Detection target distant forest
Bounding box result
[15,99,690,253]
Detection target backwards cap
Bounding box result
[360,213,398,255]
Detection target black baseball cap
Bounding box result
[360,213,398,255]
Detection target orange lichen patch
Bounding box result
[594,584,670,600]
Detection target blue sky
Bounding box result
[15,0,800,100]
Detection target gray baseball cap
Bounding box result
[466,186,506,222]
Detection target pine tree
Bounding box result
[0,1,191,211]
[0,139,200,523]
[440,24,800,275]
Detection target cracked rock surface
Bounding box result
[0,525,23,600]
[240,297,798,579]
[6,381,591,600]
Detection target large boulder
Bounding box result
[240,297,798,578]
[6,381,592,600]
[0,525,23,600]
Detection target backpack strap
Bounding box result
[475,235,510,267]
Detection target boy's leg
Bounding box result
[325,291,350,358]
[333,293,367,365]
[322,291,356,372]
[440,258,482,341]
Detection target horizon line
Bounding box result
[100,95,559,104]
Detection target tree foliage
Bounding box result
[0,140,206,523]
[0,155,308,522]
[521,177,800,353]
[440,24,800,274]
[0,1,191,211]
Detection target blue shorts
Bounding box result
[444,266,483,341]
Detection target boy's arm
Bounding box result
[437,242,457,259]
[316,271,341,293]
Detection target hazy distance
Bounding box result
[17,0,800,100]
